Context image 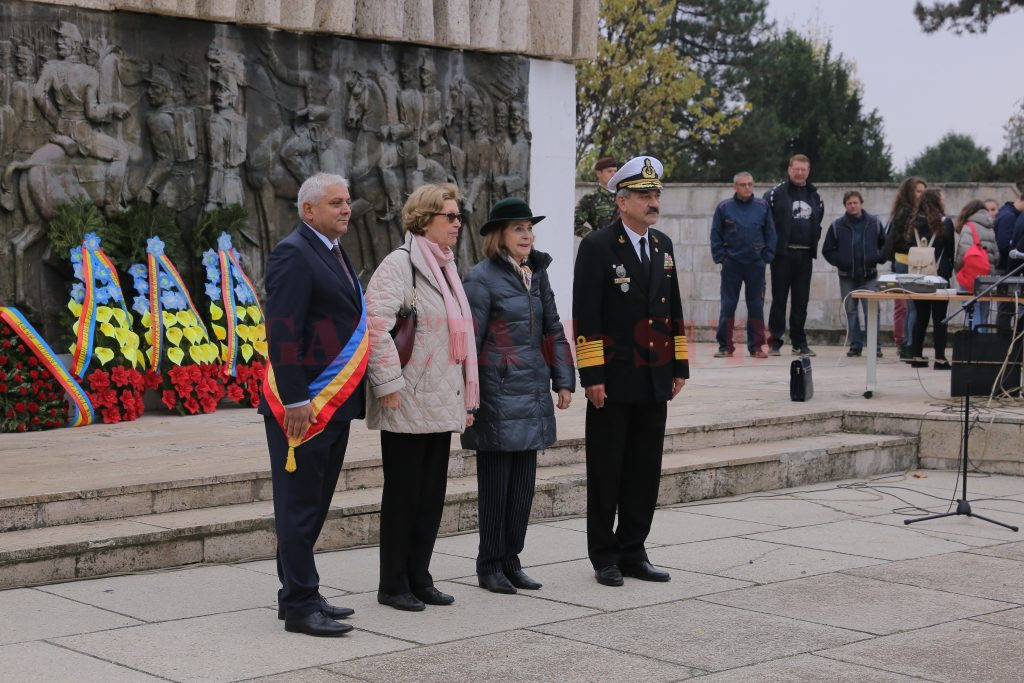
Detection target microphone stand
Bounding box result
[904,258,1024,531]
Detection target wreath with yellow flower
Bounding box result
[67,233,152,423]
[130,237,224,415]
[203,233,267,407]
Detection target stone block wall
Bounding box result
[576,182,1020,340]
[28,0,599,60]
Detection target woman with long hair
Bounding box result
[904,188,956,369]
[882,176,927,357]
[953,199,999,329]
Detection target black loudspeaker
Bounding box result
[951,329,1022,397]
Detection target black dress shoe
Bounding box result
[620,561,671,582]
[413,585,455,605]
[594,565,623,587]
[278,595,355,621]
[284,610,353,637]
[377,591,426,612]
[478,572,517,594]
[504,569,542,590]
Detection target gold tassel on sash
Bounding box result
[285,442,298,473]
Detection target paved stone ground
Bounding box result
[2,469,1024,682]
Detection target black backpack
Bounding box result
[790,356,813,401]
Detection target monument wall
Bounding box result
[0,0,586,338]
[576,182,1021,340]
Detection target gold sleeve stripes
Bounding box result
[674,335,689,362]
[576,336,604,369]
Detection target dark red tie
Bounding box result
[332,243,357,292]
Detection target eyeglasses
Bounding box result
[432,212,463,223]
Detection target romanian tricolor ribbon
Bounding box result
[1,306,94,427]
[218,250,240,377]
[262,290,368,473]
[70,248,98,379]
[146,251,163,371]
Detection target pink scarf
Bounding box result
[414,235,479,410]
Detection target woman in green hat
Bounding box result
[461,197,576,594]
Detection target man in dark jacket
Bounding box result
[573,155,688,587]
[822,191,885,357]
[710,171,776,358]
[994,195,1024,331]
[764,154,825,356]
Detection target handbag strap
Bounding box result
[967,221,981,245]
[913,227,936,248]
[398,247,417,310]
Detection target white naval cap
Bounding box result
[606,155,664,192]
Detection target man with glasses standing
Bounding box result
[711,172,776,358]
[573,156,688,588]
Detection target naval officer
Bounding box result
[572,155,689,587]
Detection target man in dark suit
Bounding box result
[258,173,367,637]
[572,156,689,587]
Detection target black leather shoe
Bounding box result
[377,591,426,611]
[413,586,455,605]
[504,569,542,590]
[621,561,671,582]
[278,595,354,621]
[284,610,353,637]
[594,565,623,587]
[478,572,517,594]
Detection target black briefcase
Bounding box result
[790,356,813,401]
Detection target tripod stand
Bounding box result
[904,289,1020,532]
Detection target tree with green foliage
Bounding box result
[576,0,746,178]
[915,0,1024,33]
[992,99,1024,183]
[696,30,894,183]
[904,132,993,181]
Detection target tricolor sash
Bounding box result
[262,289,369,473]
[1,307,94,427]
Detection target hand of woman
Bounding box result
[379,392,401,410]
[556,388,572,410]
[466,412,475,428]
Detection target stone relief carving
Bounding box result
[0,3,530,337]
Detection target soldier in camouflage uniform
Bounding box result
[573,156,619,237]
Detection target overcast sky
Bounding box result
[765,0,1024,169]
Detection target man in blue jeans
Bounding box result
[710,172,777,358]
[822,191,885,357]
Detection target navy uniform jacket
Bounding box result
[572,219,689,403]
[257,223,366,424]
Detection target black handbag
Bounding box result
[389,248,417,368]
[790,356,813,401]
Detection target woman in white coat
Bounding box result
[364,183,479,611]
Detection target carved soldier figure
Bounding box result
[259,39,341,172]
[0,42,15,159]
[206,71,247,211]
[139,66,197,212]
[462,97,492,263]
[419,54,444,164]
[504,101,529,198]
[33,21,131,213]
[10,43,46,158]
[372,45,403,218]
[391,51,423,193]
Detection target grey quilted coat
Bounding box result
[364,234,471,435]
[460,250,575,452]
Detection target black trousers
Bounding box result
[585,400,667,569]
[769,248,814,348]
[378,430,451,595]
[475,450,537,575]
[265,417,350,619]
[911,299,949,359]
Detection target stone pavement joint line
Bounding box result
[1,471,1022,681]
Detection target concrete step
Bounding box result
[0,430,916,589]
[0,412,845,533]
